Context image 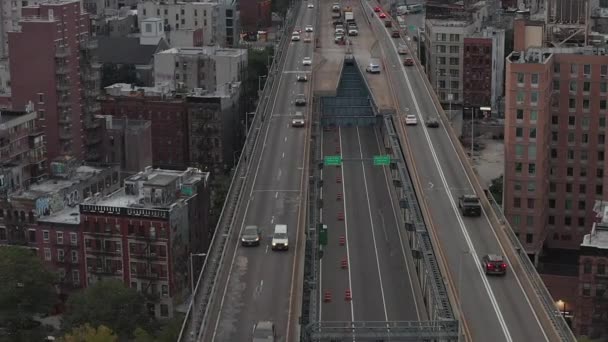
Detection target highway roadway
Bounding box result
[363,2,552,341]
[319,126,423,322]
[200,2,315,341]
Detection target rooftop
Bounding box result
[96,36,168,65]
[37,205,80,225]
[81,167,208,210]
[105,81,241,99]
[12,165,108,200]
[157,46,246,57]
[507,46,608,64]
[581,201,608,249]
[0,108,37,127]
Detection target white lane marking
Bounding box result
[282,152,285,158]
[265,245,269,254]
[338,127,356,321]
[372,129,421,320]
[376,7,547,340]
[275,191,279,198]
[355,126,389,320]
[319,127,325,322]
[277,169,282,180]
[271,215,275,224]
[369,11,514,341]
[251,189,301,193]
[285,136,288,142]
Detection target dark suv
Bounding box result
[295,94,307,106]
[482,254,507,276]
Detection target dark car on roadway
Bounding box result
[482,254,508,276]
[426,118,439,128]
[241,225,261,246]
[295,94,307,106]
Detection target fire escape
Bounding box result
[55,47,73,156]
[590,274,608,338]
[131,227,165,306]
[80,36,103,163]
[86,225,124,284]
[56,236,82,292]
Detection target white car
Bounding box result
[291,35,300,41]
[302,57,312,66]
[305,25,314,32]
[405,114,418,125]
[307,3,314,8]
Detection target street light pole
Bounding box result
[258,75,267,93]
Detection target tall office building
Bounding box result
[8,0,100,163]
[504,18,608,262]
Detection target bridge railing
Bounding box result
[486,193,576,342]
[177,7,299,341]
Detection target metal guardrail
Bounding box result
[303,320,459,341]
[177,7,299,342]
[487,194,576,342]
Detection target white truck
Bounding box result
[344,11,354,22]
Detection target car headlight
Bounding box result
[272,242,277,246]
[254,237,260,241]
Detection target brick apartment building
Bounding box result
[504,18,608,262]
[79,167,210,318]
[0,106,47,193]
[239,0,271,31]
[8,0,101,163]
[101,82,242,173]
[0,158,120,295]
[574,200,608,339]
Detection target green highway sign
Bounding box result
[409,25,416,31]
[373,155,391,166]
[324,155,342,166]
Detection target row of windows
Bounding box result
[551,114,607,128]
[581,283,606,298]
[436,56,459,66]
[143,7,209,18]
[435,33,461,42]
[435,45,460,54]
[58,268,80,285]
[436,69,459,77]
[551,148,605,163]
[582,259,608,274]
[512,214,587,229]
[554,79,608,93]
[553,63,608,76]
[44,247,79,263]
[549,182,603,195]
[42,230,78,245]
[514,92,608,110]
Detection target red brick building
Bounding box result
[8,0,100,163]
[99,93,190,170]
[79,167,210,318]
[240,0,271,31]
[574,201,608,339]
[463,37,492,108]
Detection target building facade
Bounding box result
[0,159,120,294]
[504,19,608,261]
[137,0,239,47]
[0,106,47,193]
[462,27,505,111]
[574,201,608,339]
[154,46,247,92]
[100,84,190,170]
[102,116,153,174]
[79,167,210,318]
[0,0,48,58]
[8,0,101,163]
[240,0,271,31]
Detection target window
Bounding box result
[70,232,77,245]
[162,285,168,297]
[72,270,80,285]
[599,168,605,178]
[584,260,592,273]
[516,91,524,103]
[566,183,573,193]
[601,82,607,93]
[565,199,573,210]
[583,99,590,110]
[517,73,524,83]
[597,284,607,298]
[599,151,605,162]
[160,304,169,317]
[579,217,586,227]
[513,197,521,208]
[527,216,534,226]
[569,81,577,92]
[554,63,560,73]
[526,233,533,243]
[571,63,578,74]
[531,73,538,85]
[530,110,538,121]
[528,182,536,192]
[516,127,523,137]
[449,57,458,65]
[528,145,536,159]
[549,199,556,208]
[583,283,591,296]
[449,45,459,53]
[512,215,521,225]
[569,98,576,109]
[597,184,604,195]
[57,249,64,262]
[579,200,586,210]
[515,162,523,173]
[528,163,536,175]
[601,117,606,128]
[515,145,524,157]
[514,182,522,191]
[598,263,606,275]
[583,81,591,92]
[43,230,49,242]
[44,248,51,261]
[549,215,555,224]
[529,128,536,139]
[552,116,558,125]
[550,182,557,192]
[71,250,78,263]
[553,80,560,90]
[530,92,538,104]
[568,150,575,160]
[584,64,591,76]
[527,198,535,209]
[568,116,576,126]
[56,232,63,245]
[580,184,586,193]
[565,216,572,225]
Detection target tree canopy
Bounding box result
[61,280,151,339]
[59,324,118,342]
[0,246,57,332]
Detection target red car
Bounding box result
[374,6,381,12]
[379,12,386,18]
[483,254,508,276]
[403,58,414,66]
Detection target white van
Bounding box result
[366,63,381,74]
[271,224,289,251]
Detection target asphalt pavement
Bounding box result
[362,2,551,341]
[201,2,316,341]
[319,126,422,323]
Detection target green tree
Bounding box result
[155,314,184,342]
[61,280,151,339]
[0,246,57,334]
[489,175,503,205]
[133,326,155,342]
[59,324,118,342]
[244,47,273,114]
